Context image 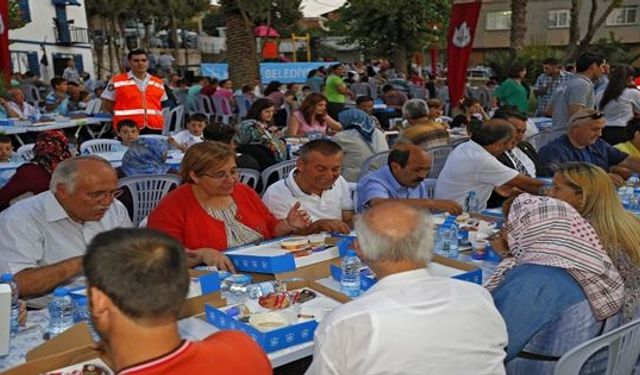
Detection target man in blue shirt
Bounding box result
[539,109,640,185]
[356,144,462,214]
[44,77,68,114]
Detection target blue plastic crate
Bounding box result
[205,304,317,353]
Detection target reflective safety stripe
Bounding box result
[113,80,136,88]
[148,81,164,89]
[114,109,164,116]
[114,109,146,115]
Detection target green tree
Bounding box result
[219,0,302,87]
[565,0,622,63]
[8,0,28,29]
[330,0,450,74]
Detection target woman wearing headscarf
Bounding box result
[485,193,624,374]
[234,98,288,169]
[116,137,177,220]
[332,108,389,182]
[0,130,72,211]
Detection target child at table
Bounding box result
[168,113,206,152]
[44,77,69,114]
[427,98,448,126]
[0,136,14,163]
[115,120,140,148]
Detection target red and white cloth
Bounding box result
[484,194,624,320]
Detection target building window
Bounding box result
[606,6,638,26]
[486,11,511,31]
[547,9,570,28]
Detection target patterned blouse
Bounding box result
[608,248,640,323]
[203,202,263,248]
[233,119,288,162]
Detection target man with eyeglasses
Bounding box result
[0,156,132,301]
[539,109,640,185]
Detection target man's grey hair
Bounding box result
[402,99,429,120]
[50,155,112,193]
[354,207,433,264]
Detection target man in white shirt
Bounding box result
[62,58,81,84]
[6,88,38,119]
[263,139,353,234]
[0,156,132,298]
[435,120,545,211]
[306,202,508,375]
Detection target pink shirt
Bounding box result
[293,111,335,136]
[214,88,233,114]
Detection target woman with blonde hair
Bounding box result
[549,161,640,322]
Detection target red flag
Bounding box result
[447,1,482,107]
[0,0,10,83]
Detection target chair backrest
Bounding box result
[425,145,453,178]
[554,318,640,375]
[198,95,214,115]
[260,159,297,191]
[163,105,184,136]
[526,129,565,152]
[80,139,122,154]
[235,95,250,118]
[352,83,370,97]
[368,82,378,99]
[117,174,182,226]
[424,178,437,198]
[16,143,35,161]
[84,98,98,114]
[210,95,226,115]
[357,150,390,181]
[237,168,261,191]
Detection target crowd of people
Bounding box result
[0,47,639,374]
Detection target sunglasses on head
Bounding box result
[572,111,604,122]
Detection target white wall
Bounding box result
[9,0,94,79]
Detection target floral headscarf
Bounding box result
[120,138,171,176]
[484,194,624,320]
[234,119,287,162]
[32,130,72,173]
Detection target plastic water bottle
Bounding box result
[444,222,459,259]
[246,280,285,299]
[0,274,20,337]
[47,288,75,338]
[627,174,639,188]
[434,217,453,255]
[465,191,479,213]
[74,297,102,342]
[341,250,361,298]
[221,274,252,304]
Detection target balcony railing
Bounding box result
[53,25,90,46]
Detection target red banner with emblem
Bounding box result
[447,1,482,107]
[0,0,11,83]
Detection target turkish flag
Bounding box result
[0,0,10,82]
[447,1,482,107]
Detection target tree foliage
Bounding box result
[330,0,450,73]
[565,0,622,63]
[8,0,27,29]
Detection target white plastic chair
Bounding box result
[211,96,236,125]
[424,178,437,198]
[16,143,35,161]
[425,145,453,179]
[80,139,122,154]
[526,129,565,152]
[117,174,182,226]
[237,168,260,191]
[357,150,390,181]
[260,160,297,193]
[197,95,215,117]
[235,95,250,118]
[162,105,185,136]
[352,83,370,98]
[554,318,640,375]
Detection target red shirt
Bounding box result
[118,332,272,375]
[0,163,51,211]
[147,183,278,250]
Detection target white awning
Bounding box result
[209,0,347,18]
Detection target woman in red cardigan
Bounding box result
[148,141,310,271]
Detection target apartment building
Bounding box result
[469,0,640,65]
